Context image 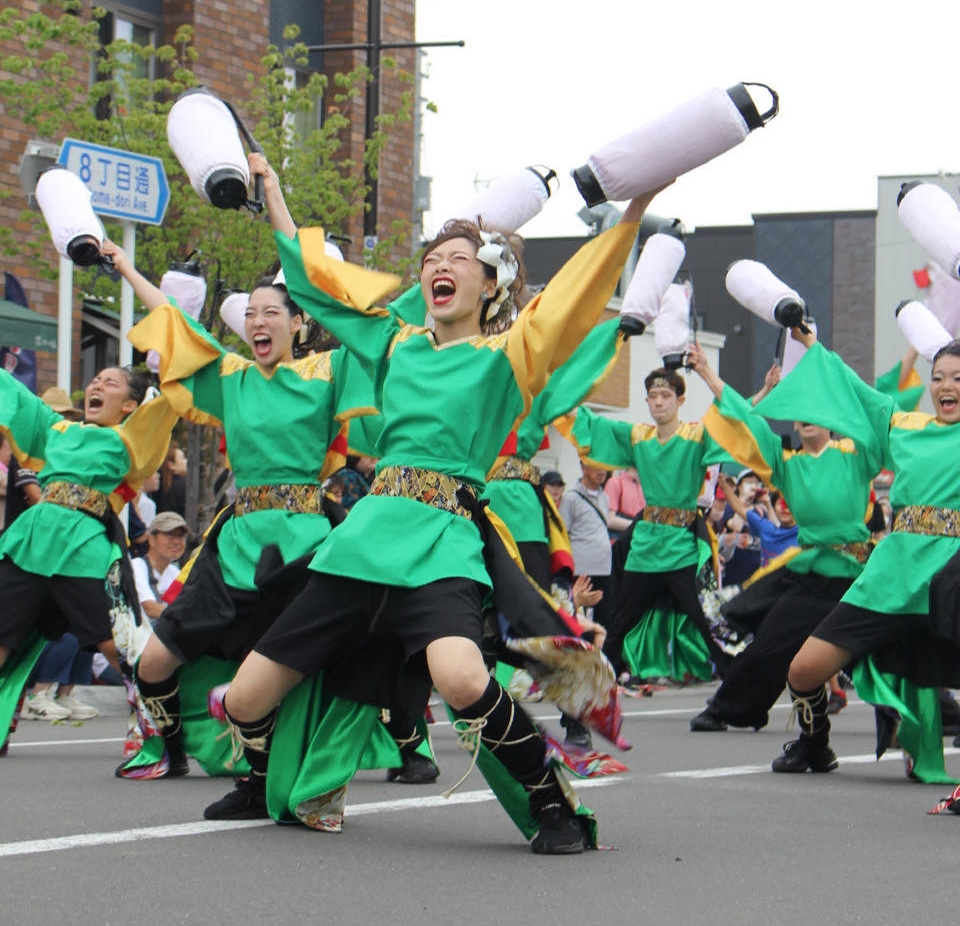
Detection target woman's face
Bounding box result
[84,367,136,426]
[931,352,960,424]
[245,287,302,370]
[420,237,494,333]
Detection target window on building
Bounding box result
[285,67,323,140]
[95,10,159,119]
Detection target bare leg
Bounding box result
[223,651,305,723]
[788,637,854,692]
[136,635,183,683]
[425,636,491,710]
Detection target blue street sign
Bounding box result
[58,138,169,226]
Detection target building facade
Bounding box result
[0,0,418,391]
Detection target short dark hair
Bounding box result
[541,470,565,486]
[932,339,960,367]
[252,277,303,317]
[644,367,685,396]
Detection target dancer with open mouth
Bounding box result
[0,364,177,743]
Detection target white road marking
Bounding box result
[0,777,623,858]
[3,697,946,858]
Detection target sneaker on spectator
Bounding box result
[55,691,99,721]
[23,688,72,721]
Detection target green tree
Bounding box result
[0,4,417,304]
[0,2,418,528]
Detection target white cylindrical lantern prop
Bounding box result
[167,88,249,209]
[725,259,805,328]
[655,280,692,368]
[620,230,686,332]
[34,166,105,266]
[923,260,960,337]
[572,82,778,206]
[780,319,818,378]
[896,300,953,362]
[160,268,207,321]
[452,165,558,233]
[219,291,250,343]
[898,182,960,280]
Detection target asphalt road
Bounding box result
[3,681,958,926]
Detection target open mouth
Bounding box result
[431,277,455,306]
[940,395,958,414]
[252,333,273,358]
[87,394,103,412]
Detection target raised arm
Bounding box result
[249,152,297,240]
[717,473,747,520]
[751,361,781,405]
[101,240,167,311]
[686,340,725,399]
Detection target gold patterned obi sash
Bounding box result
[802,541,874,563]
[487,456,542,485]
[642,505,697,528]
[892,505,960,538]
[234,484,325,517]
[39,481,110,518]
[370,465,476,520]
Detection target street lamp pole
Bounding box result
[305,0,463,245]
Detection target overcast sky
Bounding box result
[415,0,960,239]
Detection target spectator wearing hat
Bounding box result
[541,471,565,507]
[132,511,189,625]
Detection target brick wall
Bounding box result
[0,2,94,388]
[0,1,417,391]
[582,309,630,408]
[322,1,416,265]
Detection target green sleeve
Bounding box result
[704,384,789,487]
[530,318,623,427]
[276,232,400,389]
[572,405,635,468]
[754,342,893,472]
[0,368,59,468]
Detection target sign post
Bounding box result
[56,139,169,382]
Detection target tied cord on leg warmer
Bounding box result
[453,678,563,812]
[788,683,831,744]
[224,706,277,786]
[135,672,183,753]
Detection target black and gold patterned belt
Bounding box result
[642,505,697,528]
[370,465,475,520]
[803,541,874,563]
[39,481,109,518]
[235,484,325,517]
[892,505,960,538]
[487,456,541,485]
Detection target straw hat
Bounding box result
[41,386,83,421]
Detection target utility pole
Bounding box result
[305,1,462,247]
